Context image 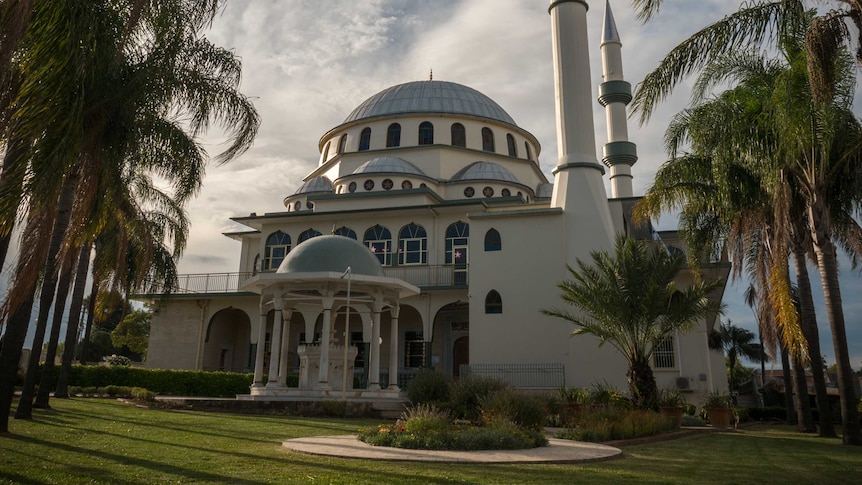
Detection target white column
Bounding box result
[252,300,267,388]
[278,308,293,387]
[388,304,400,391]
[266,296,283,387]
[368,298,383,390]
[318,293,335,389]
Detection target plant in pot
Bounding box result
[657,388,686,428]
[703,390,733,429]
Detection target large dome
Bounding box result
[344,81,517,126]
[277,235,384,277]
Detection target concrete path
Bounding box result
[282,434,621,463]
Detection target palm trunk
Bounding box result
[0,129,27,272]
[0,212,53,432]
[55,245,92,398]
[778,335,797,425]
[15,179,76,420]
[790,244,835,437]
[627,357,658,409]
[808,199,861,445]
[792,355,815,432]
[34,246,79,408]
[78,278,100,364]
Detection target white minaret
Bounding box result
[598,0,637,198]
[548,0,615,247]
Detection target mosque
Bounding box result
[144,1,729,403]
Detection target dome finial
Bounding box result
[429,68,433,81]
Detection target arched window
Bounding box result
[322,141,331,161]
[298,228,322,244]
[364,225,392,265]
[418,122,434,145]
[334,226,357,240]
[524,141,532,161]
[386,123,401,147]
[451,123,466,147]
[264,231,291,270]
[253,254,260,275]
[398,223,427,265]
[445,221,469,264]
[337,134,348,154]
[506,134,517,157]
[485,290,502,314]
[484,228,501,251]
[358,128,371,151]
[481,127,495,152]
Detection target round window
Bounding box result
[464,187,475,198]
[382,179,393,190]
[306,201,314,209]
[402,180,413,190]
[483,186,494,198]
[364,179,375,191]
[294,200,301,211]
[501,188,511,197]
[348,181,357,193]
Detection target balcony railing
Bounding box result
[154,264,468,295]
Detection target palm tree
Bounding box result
[709,321,767,401]
[633,3,862,445]
[543,235,723,409]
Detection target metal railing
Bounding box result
[167,272,254,294]
[459,363,566,389]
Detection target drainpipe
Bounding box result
[195,299,209,370]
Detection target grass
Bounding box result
[0,398,860,484]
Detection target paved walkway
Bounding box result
[282,434,621,463]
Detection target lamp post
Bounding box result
[341,267,351,400]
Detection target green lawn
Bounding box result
[0,398,860,484]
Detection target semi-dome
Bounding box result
[294,176,333,195]
[277,235,384,277]
[450,161,519,184]
[344,80,517,126]
[353,157,427,176]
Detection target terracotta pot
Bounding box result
[706,407,733,429]
[659,406,684,428]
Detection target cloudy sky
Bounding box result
[175,0,862,368]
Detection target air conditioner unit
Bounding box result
[676,377,690,390]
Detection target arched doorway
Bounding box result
[202,308,251,372]
[453,336,469,378]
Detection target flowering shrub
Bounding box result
[105,354,132,366]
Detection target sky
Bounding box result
[6,0,861,367]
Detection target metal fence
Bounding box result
[459,363,565,389]
[382,264,468,287]
[171,272,253,294]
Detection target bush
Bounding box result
[479,388,547,431]
[105,354,132,366]
[131,387,156,401]
[681,414,706,427]
[588,382,632,409]
[65,365,256,397]
[401,404,451,435]
[406,370,450,406]
[67,386,82,396]
[357,419,547,451]
[557,407,676,442]
[448,376,508,422]
[734,407,750,423]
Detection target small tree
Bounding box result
[709,320,766,400]
[543,235,723,409]
[111,309,152,360]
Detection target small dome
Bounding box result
[344,80,517,126]
[353,157,427,176]
[277,235,384,277]
[295,176,333,195]
[450,161,519,184]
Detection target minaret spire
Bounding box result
[598,0,637,198]
[548,0,615,246]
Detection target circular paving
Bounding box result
[282,434,621,464]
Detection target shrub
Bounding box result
[105,355,132,366]
[81,387,98,396]
[66,365,256,397]
[448,376,508,421]
[479,388,547,431]
[401,404,451,435]
[356,420,546,451]
[588,382,632,409]
[557,407,676,442]
[131,387,156,401]
[406,370,450,405]
[67,386,81,396]
[681,414,706,427]
[734,407,750,423]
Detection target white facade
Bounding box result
[144,1,730,401]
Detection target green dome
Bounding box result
[277,235,384,277]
